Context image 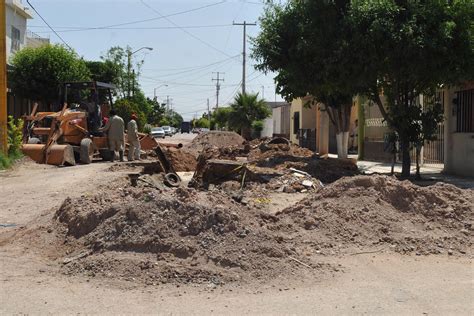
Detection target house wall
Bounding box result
[5,0,32,63]
[261,118,273,138]
[443,86,474,177]
[290,99,303,144]
[272,107,282,134]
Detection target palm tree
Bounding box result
[228,92,270,139]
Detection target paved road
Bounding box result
[156,132,196,146]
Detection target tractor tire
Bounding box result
[80,138,94,164]
[164,172,181,187]
[27,137,41,144]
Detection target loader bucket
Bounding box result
[21,144,76,166]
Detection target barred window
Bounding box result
[11,26,21,53]
[455,89,474,133]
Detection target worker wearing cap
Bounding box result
[127,113,141,161]
[99,109,125,162]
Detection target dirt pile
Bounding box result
[277,175,473,255]
[46,174,472,286]
[186,131,245,154]
[53,186,330,285]
[163,147,197,172]
[190,138,358,188]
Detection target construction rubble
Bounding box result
[18,133,473,287]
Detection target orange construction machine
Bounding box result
[21,81,158,166]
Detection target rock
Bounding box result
[302,180,313,188]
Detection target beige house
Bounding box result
[442,84,474,177]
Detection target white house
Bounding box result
[5,0,33,63]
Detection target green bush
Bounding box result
[1,116,24,169]
[0,152,12,169]
[252,120,264,132]
[7,115,23,157]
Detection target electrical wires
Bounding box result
[26,0,72,50]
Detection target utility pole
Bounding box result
[0,0,7,154]
[207,98,211,130]
[233,21,256,95]
[261,85,265,99]
[212,72,224,109]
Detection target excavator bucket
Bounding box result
[21,144,76,166]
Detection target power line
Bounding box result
[141,0,234,58]
[31,24,233,33]
[26,0,72,50]
[142,55,240,72]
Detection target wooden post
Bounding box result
[0,0,7,154]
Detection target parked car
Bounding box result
[162,126,173,136]
[171,127,177,134]
[150,127,165,138]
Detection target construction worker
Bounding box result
[99,109,125,162]
[127,113,141,161]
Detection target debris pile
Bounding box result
[277,175,473,255]
[189,137,357,189]
[54,185,331,285]
[43,174,472,286]
[186,131,245,154]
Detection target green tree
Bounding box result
[228,92,270,139]
[252,0,362,158]
[212,107,232,129]
[10,44,90,109]
[114,98,147,132]
[193,117,210,128]
[101,46,145,99]
[349,0,474,177]
[148,99,167,126]
[85,60,121,84]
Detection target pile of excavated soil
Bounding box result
[248,142,314,161]
[277,175,473,255]
[46,174,472,286]
[53,185,331,285]
[186,131,245,154]
[163,148,197,172]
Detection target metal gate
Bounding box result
[298,128,316,151]
[403,92,445,165]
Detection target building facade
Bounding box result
[5,0,32,63]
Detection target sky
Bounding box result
[24,0,284,120]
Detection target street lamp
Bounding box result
[154,84,168,99]
[127,46,153,98]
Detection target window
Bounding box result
[455,89,474,133]
[293,111,300,134]
[11,26,21,53]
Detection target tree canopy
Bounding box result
[253,0,474,173]
[10,44,90,107]
[228,92,270,139]
[350,0,474,176]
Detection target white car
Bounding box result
[162,126,173,136]
[150,127,165,138]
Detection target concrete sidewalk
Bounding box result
[356,160,474,189]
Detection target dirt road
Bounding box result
[1,155,473,314]
[1,249,472,314]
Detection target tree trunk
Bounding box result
[327,103,352,159]
[415,145,422,180]
[241,126,251,140]
[400,140,411,178]
[336,131,349,159]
